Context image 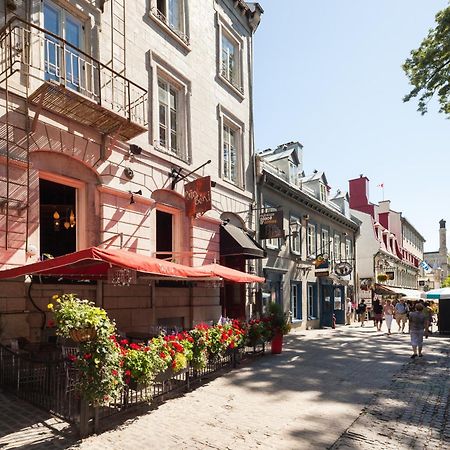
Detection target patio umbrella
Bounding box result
[424,287,450,300]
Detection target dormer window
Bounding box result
[289,161,298,185]
[320,183,327,202]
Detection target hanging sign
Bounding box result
[260,210,284,239]
[334,262,353,277]
[314,254,329,269]
[184,176,212,217]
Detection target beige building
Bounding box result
[0,0,263,343]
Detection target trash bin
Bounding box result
[438,299,450,334]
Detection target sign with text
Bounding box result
[184,176,212,217]
[260,210,284,239]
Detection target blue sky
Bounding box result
[253,1,449,252]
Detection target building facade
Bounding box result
[349,175,425,303]
[256,142,359,329]
[0,0,263,342]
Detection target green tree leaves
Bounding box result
[403,5,450,115]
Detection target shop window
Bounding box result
[291,282,302,320]
[39,179,77,258]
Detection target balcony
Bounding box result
[0,18,148,141]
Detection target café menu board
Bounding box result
[184,176,212,217]
[259,209,284,239]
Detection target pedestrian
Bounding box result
[383,299,395,334]
[345,298,353,325]
[357,299,367,327]
[409,303,429,358]
[422,301,433,334]
[394,298,408,333]
[373,299,383,331]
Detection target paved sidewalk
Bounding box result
[0,324,447,449]
[331,338,450,449]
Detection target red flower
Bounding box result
[68,354,77,362]
[124,370,131,376]
[159,352,166,359]
[83,353,92,360]
[47,320,55,328]
[129,343,140,350]
[229,341,235,349]
[111,369,118,377]
[120,339,129,346]
[171,360,176,369]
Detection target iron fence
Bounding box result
[0,341,268,437]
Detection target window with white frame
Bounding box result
[307,283,317,319]
[158,77,184,158]
[222,121,239,184]
[154,0,189,44]
[290,217,301,255]
[307,223,316,257]
[320,183,327,202]
[291,283,302,320]
[345,238,353,261]
[334,233,341,261]
[43,0,84,91]
[219,22,242,93]
[320,228,329,256]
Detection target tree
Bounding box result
[403,5,450,115]
[442,275,450,287]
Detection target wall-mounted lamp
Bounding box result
[302,214,310,221]
[129,190,142,205]
[288,220,301,238]
[124,167,134,180]
[129,144,143,155]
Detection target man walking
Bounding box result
[357,299,367,327]
[395,298,408,333]
[345,298,353,325]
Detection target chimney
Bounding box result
[349,175,370,209]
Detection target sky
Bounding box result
[253,0,449,253]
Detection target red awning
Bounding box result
[194,263,265,283]
[0,247,215,280]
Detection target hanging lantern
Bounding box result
[53,211,60,220]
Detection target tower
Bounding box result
[439,219,448,279]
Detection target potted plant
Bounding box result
[267,302,291,354]
[48,293,113,342]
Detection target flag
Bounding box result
[419,261,432,273]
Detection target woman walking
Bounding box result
[409,303,429,358]
[383,300,395,334]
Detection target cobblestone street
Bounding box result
[0,324,448,449]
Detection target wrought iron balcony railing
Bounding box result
[0,17,148,141]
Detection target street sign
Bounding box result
[260,210,284,239]
[184,176,212,217]
[334,262,353,277]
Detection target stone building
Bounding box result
[0,0,263,342]
[349,175,425,303]
[255,142,359,329]
[422,219,449,289]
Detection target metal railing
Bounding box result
[0,17,148,128]
[0,344,81,424]
[0,341,267,437]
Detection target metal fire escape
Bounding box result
[0,0,146,251]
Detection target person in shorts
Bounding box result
[395,298,408,333]
[373,299,383,331]
[357,300,367,327]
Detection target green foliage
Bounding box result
[48,293,113,339]
[267,302,291,336]
[403,5,450,115]
[442,275,450,287]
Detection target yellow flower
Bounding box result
[47,303,54,310]
[52,294,59,300]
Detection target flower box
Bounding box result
[69,327,97,343]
